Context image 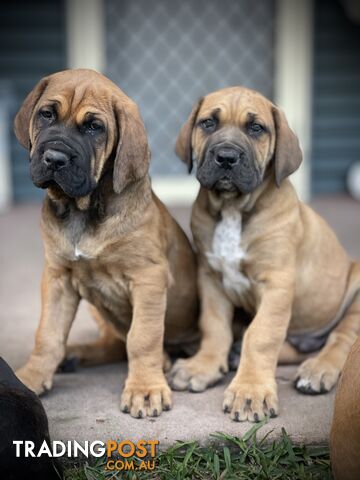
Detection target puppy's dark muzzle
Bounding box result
[197,136,261,193]
[43,149,70,171]
[214,146,241,170]
[30,134,96,198]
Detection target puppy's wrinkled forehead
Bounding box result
[199,87,274,127]
[37,72,118,123]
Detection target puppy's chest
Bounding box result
[60,234,100,263]
[70,252,131,316]
[58,229,130,304]
[206,207,250,302]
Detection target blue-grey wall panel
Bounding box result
[0,0,66,202]
[312,0,360,194]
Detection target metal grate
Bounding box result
[106,0,274,176]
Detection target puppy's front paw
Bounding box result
[120,378,172,418]
[295,357,340,394]
[16,365,53,395]
[169,355,227,392]
[223,379,278,422]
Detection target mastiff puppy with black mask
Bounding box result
[170,86,360,422]
[14,69,198,418]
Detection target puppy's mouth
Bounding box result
[37,179,56,190]
[214,177,238,192]
[32,168,96,198]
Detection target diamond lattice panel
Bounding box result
[106,0,274,175]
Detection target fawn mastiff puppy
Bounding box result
[14,69,198,418]
[170,86,360,422]
[331,337,360,480]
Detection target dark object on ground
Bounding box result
[0,357,61,480]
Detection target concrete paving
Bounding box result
[1,195,359,447]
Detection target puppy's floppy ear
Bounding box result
[113,99,150,194]
[175,97,203,173]
[14,77,49,149]
[272,107,302,187]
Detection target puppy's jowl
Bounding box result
[14,69,198,418]
[170,86,360,422]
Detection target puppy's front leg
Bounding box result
[16,264,80,394]
[120,267,172,418]
[170,264,234,391]
[223,275,293,422]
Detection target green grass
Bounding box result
[64,421,332,480]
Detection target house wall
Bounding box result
[312,0,360,194]
[0,0,66,202]
[0,0,316,204]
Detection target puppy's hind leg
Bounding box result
[229,321,308,371]
[61,306,127,371]
[296,262,360,394]
[278,341,309,365]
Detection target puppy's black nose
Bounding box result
[43,149,69,171]
[215,147,240,170]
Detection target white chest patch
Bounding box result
[206,206,250,298]
[74,244,89,260]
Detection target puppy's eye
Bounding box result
[248,123,264,135]
[39,109,54,120]
[199,118,217,132]
[83,120,104,134]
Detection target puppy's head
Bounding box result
[176,86,302,193]
[14,69,150,199]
